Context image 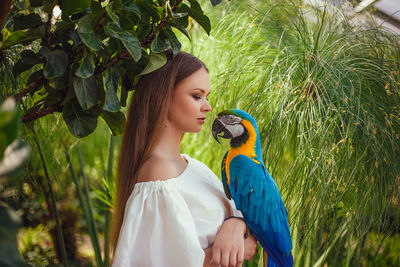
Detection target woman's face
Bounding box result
[168,67,212,133]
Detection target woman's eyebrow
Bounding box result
[193,88,210,96]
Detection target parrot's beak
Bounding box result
[212,117,233,143]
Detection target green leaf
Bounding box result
[48,77,65,90]
[0,203,27,267]
[166,29,181,56]
[184,1,211,35]
[100,110,126,136]
[170,20,191,40]
[0,26,45,50]
[60,0,92,17]
[12,50,43,77]
[54,21,75,33]
[13,13,43,30]
[136,0,161,20]
[175,5,189,27]
[104,22,142,62]
[139,52,167,75]
[62,100,99,138]
[39,47,68,79]
[0,98,21,161]
[75,54,94,78]
[122,0,141,18]
[103,67,121,112]
[105,4,120,26]
[77,14,102,51]
[151,34,169,53]
[73,76,102,110]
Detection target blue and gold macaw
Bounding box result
[212,109,293,267]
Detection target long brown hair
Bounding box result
[110,51,208,255]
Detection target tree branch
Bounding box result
[94,12,108,33]
[21,102,63,123]
[142,0,184,46]
[13,77,45,102]
[0,0,13,30]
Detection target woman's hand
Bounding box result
[209,217,251,267]
[204,234,258,267]
[203,246,213,267]
[243,234,258,261]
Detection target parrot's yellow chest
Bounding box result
[224,120,260,185]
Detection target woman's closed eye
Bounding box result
[192,94,202,100]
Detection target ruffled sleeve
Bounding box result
[112,179,205,267]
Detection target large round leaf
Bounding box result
[103,67,121,112]
[60,0,91,17]
[100,110,125,136]
[0,26,45,50]
[139,52,167,75]
[73,76,102,110]
[104,22,142,62]
[39,47,68,79]
[12,50,43,77]
[62,100,99,138]
[151,34,169,53]
[77,14,102,51]
[0,98,20,159]
[13,13,43,30]
[122,0,141,19]
[75,53,94,78]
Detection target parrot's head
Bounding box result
[212,109,259,147]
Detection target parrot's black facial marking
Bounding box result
[230,127,249,148]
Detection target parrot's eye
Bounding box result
[223,115,241,124]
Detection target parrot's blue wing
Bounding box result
[229,154,293,267]
[221,152,232,200]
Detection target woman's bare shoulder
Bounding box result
[136,155,180,183]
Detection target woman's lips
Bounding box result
[197,117,206,123]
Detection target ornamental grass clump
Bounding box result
[182,0,400,265]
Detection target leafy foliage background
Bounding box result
[0,0,400,266]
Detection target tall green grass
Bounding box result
[181,0,400,265]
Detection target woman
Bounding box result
[111,51,257,267]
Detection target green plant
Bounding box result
[181,0,400,265]
[17,224,57,266]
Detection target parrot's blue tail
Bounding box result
[263,249,293,267]
[256,233,294,267]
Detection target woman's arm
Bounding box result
[209,217,257,267]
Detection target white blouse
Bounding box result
[112,154,239,267]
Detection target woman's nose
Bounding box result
[202,100,212,112]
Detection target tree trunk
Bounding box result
[0,0,13,30]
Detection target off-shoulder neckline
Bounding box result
[134,154,191,186]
